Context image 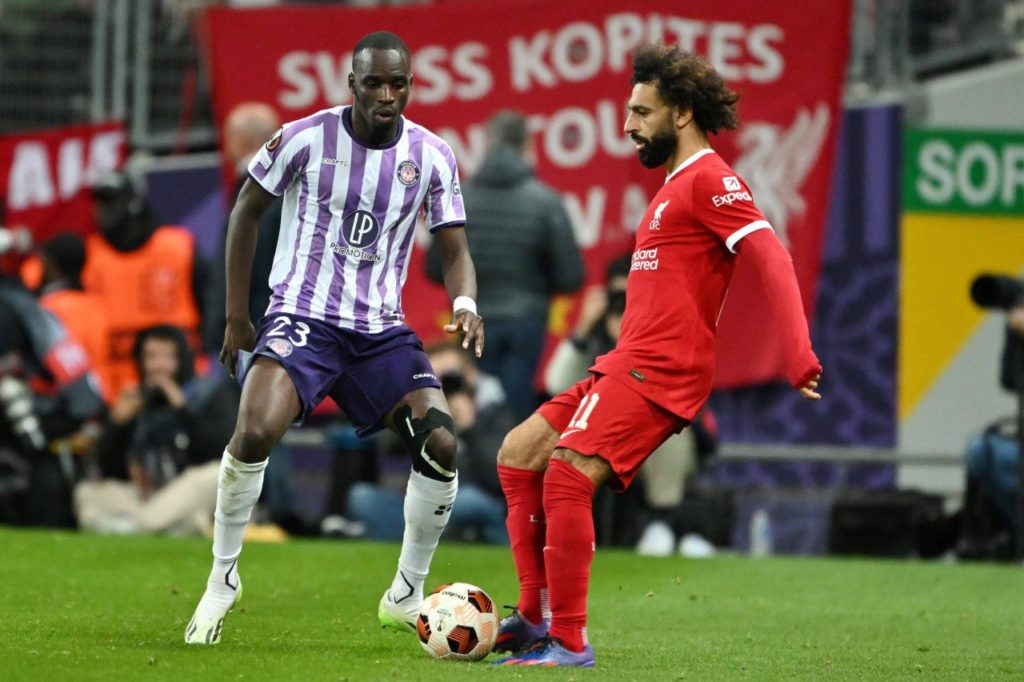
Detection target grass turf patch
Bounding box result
[1,527,1021,680]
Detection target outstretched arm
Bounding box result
[433,226,484,358]
[221,178,276,376]
[736,229,822,399]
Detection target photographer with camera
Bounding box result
[0,226,105,527]
[960,274,1024,560]
[343,342,515,544]
[999,303,1024,394]
[74,325,238,535]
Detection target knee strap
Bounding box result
[394,405,457,481]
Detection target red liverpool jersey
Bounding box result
[591,149,772,420]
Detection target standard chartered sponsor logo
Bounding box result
[631,247,659,271]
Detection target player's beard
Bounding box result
[635,127,677,169]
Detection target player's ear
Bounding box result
[348,72,355,95]
[674,107,692,131]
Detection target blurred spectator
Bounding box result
[0,233,105,526]
[544,255,717,557]
[35,232,113,402]
[426,339,506,411]
[81,166,206,398]
[74,324,238,535]
[999,303,1024,392]
[956,301,1024,560]
[544,256,633,389]
[321,340,505,537]
[204,101,282,353]
[318,422,375,539]
[427,109,584,420]
[344,341,515,543]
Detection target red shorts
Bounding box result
[537,373,687,491]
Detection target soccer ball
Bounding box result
[416,582,499,661]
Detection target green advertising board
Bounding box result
[903,128,1024,215]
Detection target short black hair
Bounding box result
[352,31,410,68]
[132,324,194,385]
[486,110,528,151]
[631,44,740,134]
[40,232,86,286]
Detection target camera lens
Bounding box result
[970,274,1023,310]
[607,289,627,314]
[440,372,465,396]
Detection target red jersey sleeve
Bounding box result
[692,166,773,252]
[736,229,822,388]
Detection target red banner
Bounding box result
[204,0,850,387]
[0,122,126,243]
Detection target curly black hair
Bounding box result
[630,44,740,135]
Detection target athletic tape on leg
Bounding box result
[394,405,457,481]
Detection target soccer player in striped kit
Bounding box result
[185,31,484,645]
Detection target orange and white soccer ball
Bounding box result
[416,582,499,661]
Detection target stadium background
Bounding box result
[1,0,1023,551]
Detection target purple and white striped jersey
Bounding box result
[247,105,465,333]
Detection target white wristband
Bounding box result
[452,296,477,316]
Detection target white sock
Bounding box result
[387,470,457,608]
[208,450,267,583]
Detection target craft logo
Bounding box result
[722,176,741,191]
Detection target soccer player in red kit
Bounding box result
[491,44,823,667]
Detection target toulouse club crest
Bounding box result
[396,160,420,186]
[266,338,293,357]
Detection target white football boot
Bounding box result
[185,560,243,645]
[377,587,420,635]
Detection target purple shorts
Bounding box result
[239,313,441,435]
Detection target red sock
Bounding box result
[542,459,595,653]
[498,464,547,625]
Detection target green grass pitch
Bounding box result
[2,527,1021,680]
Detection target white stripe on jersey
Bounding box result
[725,219,774,253]
[369,132,415,334]
[256,106,464,331]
